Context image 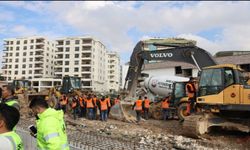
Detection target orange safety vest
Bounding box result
[93,97,97,106]
[100,99,108,111]
[135,99,143,110]
[86,99,94,108]
[71,101,77,108]
[161,100,169,109]
[114,98,120,105]
[79,97,84,108]
[144,99,150,108]
[105,98,111,107]
[60,97,68,105]
[186,83,196,98]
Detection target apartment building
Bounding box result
[54,36,108,93]
[107,51,120,93]
[1,36,55,82]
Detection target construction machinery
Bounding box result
[111,38,250,137]
[137,75,189,120]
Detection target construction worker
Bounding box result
[186,77,197,115]
[85,94,95,120]
[143,96,151,120]
[93,95,98,120]
[162,96,170,120]
[114,95,121,105]
[59,94,68,113]
[99,96,108,121]
[1,85,19,110]
[71,97,78,120]
[132,96,143,122]
[0,103,24,150]
[105,96,111,118]
[78,95,85,118]
[29,96,69,150]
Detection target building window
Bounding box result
[75,54,79,58]
[16,47,20,50]
[29,64,32,68]
[15,65,18,68]
[22,71,25,74]
[23,58,26,62]
[66,41,70,45]
[74,61,79,65]
[15,71,18,74]
[29,58,33,61]
[65,68,69,72]
[30,52,33,55]
[74,68,79,72]
[24,40,27,44]
[29,70,32,74]
[75,40,80,44]
[22,64,26,68]
[16,53,19,56]
[65,54,69,58]
[16,41,20,45]
[15,59,18,62]
[75,47,79,51]
[65,61,69,65]
[31,39,34,43]
[23,52,26,56]
[65,47,70,52]
[175,66,182,74]
[23,46,27,50]
[30,45,33,49]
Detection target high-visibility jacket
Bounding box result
[71,101,77,109]
[93,97,97,106]
[114,98,120,105]
[86,99,94,108]
[161,100,169,109]
[186,82,196,98]
[78,97,84,108]
[4,97,20,110]
[135,99,143,110]
[0,131,24,150]
[105,98,111,107]
[36,108,69,150]
[100,99,108,111]
[144,99,150,108]
[60,97,68,105]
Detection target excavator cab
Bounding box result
[60,76,81,94]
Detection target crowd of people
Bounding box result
[56,93,121,122]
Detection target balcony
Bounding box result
[35,51,44,57]
[57,40,64,46]
[82,74,91,79]
[34,70,43,75]
[81,60,91,66]
[36,38,45,44]
[35,45,44,49]
[54,61,63,66]
[81,67,91,73]
[82,46,92,52]
[34,64,43,68]
[56,47,63,53]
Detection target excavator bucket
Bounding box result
[110,101,137,123]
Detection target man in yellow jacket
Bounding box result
[0,103,23,150]
[29,97,69,150]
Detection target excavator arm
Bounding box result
[125,40,217,98]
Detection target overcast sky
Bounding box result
[1,1,250,66]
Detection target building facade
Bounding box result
[107,51,120,93]
[1,36,55,82]
[54,36,109,93]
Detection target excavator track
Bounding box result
[182,114,208,139]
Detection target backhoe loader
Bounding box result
[111,38,250,137]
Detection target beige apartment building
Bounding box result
[1,36,121,93]
[54,36,110,93]
[107,51,121,93]
[2,36,55,82]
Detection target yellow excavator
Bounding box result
[111,38,250,137]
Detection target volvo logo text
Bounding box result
[150,53,173,58]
